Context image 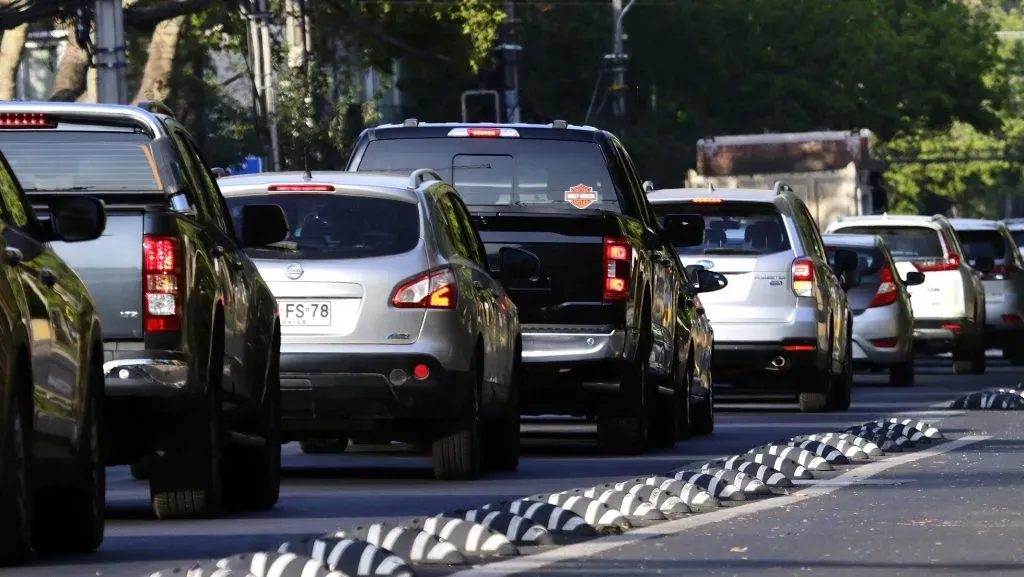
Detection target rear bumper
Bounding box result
[713,341,820,376]
[521,328,627,364]
[850,304,913,366]
[912,318,968,354]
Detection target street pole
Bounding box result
[257,0,281,171]
[499,0,521,123]
[94,0,127,103]
[608,0,636,122]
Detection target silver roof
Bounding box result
[217,171,425,203]
[647,187,781,204]
[948,217,1005,231]
[821,233,882,247]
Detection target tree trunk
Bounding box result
[0,17,28,101]
[49,20,90,102]
[131,15,186,105]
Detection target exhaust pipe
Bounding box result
[771,356,787,368]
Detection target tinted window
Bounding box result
[0,130,160,191]
[652,201,791,255]
[955,229,1007,260]
[826,245,885,282]
[1012,229,1024,249]
[356,138,621,211]
[224,193,419,260]
[835,226,943,259]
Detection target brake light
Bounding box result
[912,253,959,272]
[603,237,631,301]
[791,257,814,297]
[0,113,56,128]
[992,264,1019,278]
[446,127,520,138]
[870,338,898,348]
[391,268,457,309]
[143,235,180,332]
[690,198,723,204]
[867,266,899,308]
[267,184,335,192]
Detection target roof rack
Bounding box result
[771,180,793,196]
[408,168,444,189]
[136,100,175,118]
[403,118,419,127]
[551,119,568,129]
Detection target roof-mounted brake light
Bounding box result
[690,198,723,204]
[447,127,520,138]
[267,184,336,192]
[0,113,56,129]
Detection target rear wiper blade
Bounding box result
[264,240,299,250]
[702,248,764,254]
[23,186,96,192]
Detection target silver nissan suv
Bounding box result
[648,183,857,412]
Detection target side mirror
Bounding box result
[972,255,995,275]
[684,264,705,284]
[662,214,705,247]
[903,271,925,286]
[498,246,540,279]
[239,204,290,247]
[831,248,859,274]
[695,269,728,294]
[45,195,106,243]
[642,180,654,193]
[839,271,860,291]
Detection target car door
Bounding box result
[0,160,74,452]
[796,201,846,368]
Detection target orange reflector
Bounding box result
[605,277,627,293]
[413,364,430,380]
[870,338,898,348]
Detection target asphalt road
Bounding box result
[11,355,1017,577]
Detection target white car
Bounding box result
[826,214,987,374]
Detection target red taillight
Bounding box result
[267,184,336,192]
[941,323,961,333]
[791,257,814,297]
[912,252,959,272]
[143,235,180,333]
[784,344,815,352]
[870,338,898,348]
[992,264,1020,277]
[603,237,631,301]
[391,268,457,309]
[868,266,899,308]
[0,113,56,128]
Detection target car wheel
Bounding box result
[831,339,853,411]
[431,353,483,480]
[650,350,684,448]
[597,322,651,455]
[300,438,349,454]
[34,357,105,554]
[130,455,155,481]
[0,365,33,567]
[481,359,521,473]
[691,358,714,436]
[953,342,986,375]
[150,338,225,520]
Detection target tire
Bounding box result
[299,438,349,454]
[953,342,986,375]
[33,357,105,554]
[224,328,282,512]
[597,323,652,455]
[481,360,520,472]
[431,354,482,480]
[149,337,225,520]
[691,360,714,436]
[650,352,683,448]
[1006,341,1024,366]
[130,455,154,481]
[0,364,33,567]
[888,357,915,387]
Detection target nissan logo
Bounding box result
[696,259,715,270]
[285,263,304,280]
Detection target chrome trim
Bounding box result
[0,101,164,137]
[521,330,627,363]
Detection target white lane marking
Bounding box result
[445,434,990,577]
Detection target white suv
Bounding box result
[826,214,987,374]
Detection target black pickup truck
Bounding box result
[346,121,717,454]
[0,102,290,519]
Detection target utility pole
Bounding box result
[256,0,280,171]
[497,0,521,123]
[94,0,127,103]
[606,0,636,121]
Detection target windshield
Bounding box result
[0,130,161,191]
[652,201,791,255]
[355,138,621,211]
[955,229,1008,261]
[224,193,420,260]
[834,226,943,260]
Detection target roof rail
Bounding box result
[136,100,175,118]
[551,119,568,129]
[771,180,793,196]
[408,168,444,189]
[403,118,419,127]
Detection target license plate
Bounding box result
[278,300,332,327]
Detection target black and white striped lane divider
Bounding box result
[776,438,850,464]
[746,445,833,472]
[801,433,883,457]
[677,465,771,496]
[325,523,466,564]
[855,421,930,443]
[558,486,665,521]
[794,434,872,460]
[887,418,943,439]
[146,550,350,577]
[844,425,916,452]
[402,516,518,556]
[668,471,746,501]
[598,480,692,516]
[630,476,720,511]
[700,457,793,489]
[479,499,597,536]
[743,451,813,479]
[447,508,557,545]
[527,493,631,530]
[950,389,1024,410]
[277,536,416,576]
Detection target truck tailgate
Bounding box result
[472,209,622,325]
[48,210,145,340]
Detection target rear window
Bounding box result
[355,138,621,212]
[651,201,791,255]
[1012,229,1024,249]
[955,229,1007,260]
[833,226,943,260]
[0,130,160,191]
[826,245,885,282]
[224,193,419,260]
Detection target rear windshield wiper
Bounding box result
[23,186,96,192]
[702,247,765,255]
[263,240,299,251]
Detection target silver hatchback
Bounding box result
[219,169,523,481]
[822,234,923,386]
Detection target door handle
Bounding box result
[3,246,23,265]
[39,267,57,287]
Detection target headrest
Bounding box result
[744,220,783,250]
[705,228,727,246]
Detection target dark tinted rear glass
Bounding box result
[826,245,885,282]
[652,201,791,255]
[225,193,419,260]
[835,226,942,259]
[1013,230,1024,249]
[0,130,160,191]
[355,138,621,212]
[955,229,1007,260]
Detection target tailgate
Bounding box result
[47,210,145,339]
[472,210,621,325]
[678,251,797,323]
